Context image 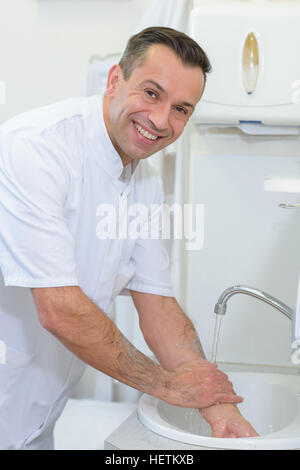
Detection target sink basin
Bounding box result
[138,363,300,449]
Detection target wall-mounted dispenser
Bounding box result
[190,0,300,126]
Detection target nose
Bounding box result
[148,103,170,133]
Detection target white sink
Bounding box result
[138,363,300,450]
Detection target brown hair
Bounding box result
[119,26,211,82]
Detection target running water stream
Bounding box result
[211,314,222,363]
[182,313,223,436]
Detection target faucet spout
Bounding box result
[214,285,293,321]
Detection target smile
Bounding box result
[133,122,159,141]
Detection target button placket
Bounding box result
[93,186,131,312]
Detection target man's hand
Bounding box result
[161,359,243,409]
[132,293,243,409]
[200,403,259,438]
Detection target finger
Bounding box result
[198,359,218,367]
[200,382,236,398]
[210,370,233,385]
[214,394,244,405]
[212,431,225,438]
[212,379,236,394]
[246,428,259,437]
[212,427,227,438]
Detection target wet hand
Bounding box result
[200,403,259,438]
[162,359,243,409]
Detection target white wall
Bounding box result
[0,0,150,123]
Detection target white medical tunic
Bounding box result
[0,94,174,450]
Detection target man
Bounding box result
[0,27,258,450]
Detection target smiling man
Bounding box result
[0,27,257,450]
[103,41,204,165]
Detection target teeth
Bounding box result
[134,122,158,141]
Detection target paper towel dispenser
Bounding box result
[190,0,300,126]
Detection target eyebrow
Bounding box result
[141,79,195,111]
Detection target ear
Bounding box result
[105,64,123,98]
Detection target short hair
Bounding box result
[119,26,212,82]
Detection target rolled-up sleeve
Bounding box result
[126,239,174,297]
[0,130,79,287]
[126,176,174,297]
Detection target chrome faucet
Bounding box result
[214,285,293,321]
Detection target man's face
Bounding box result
[103,44,205,165]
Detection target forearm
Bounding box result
[136,294,206,370]
[32,287,242,410]
[32,286,167,398]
